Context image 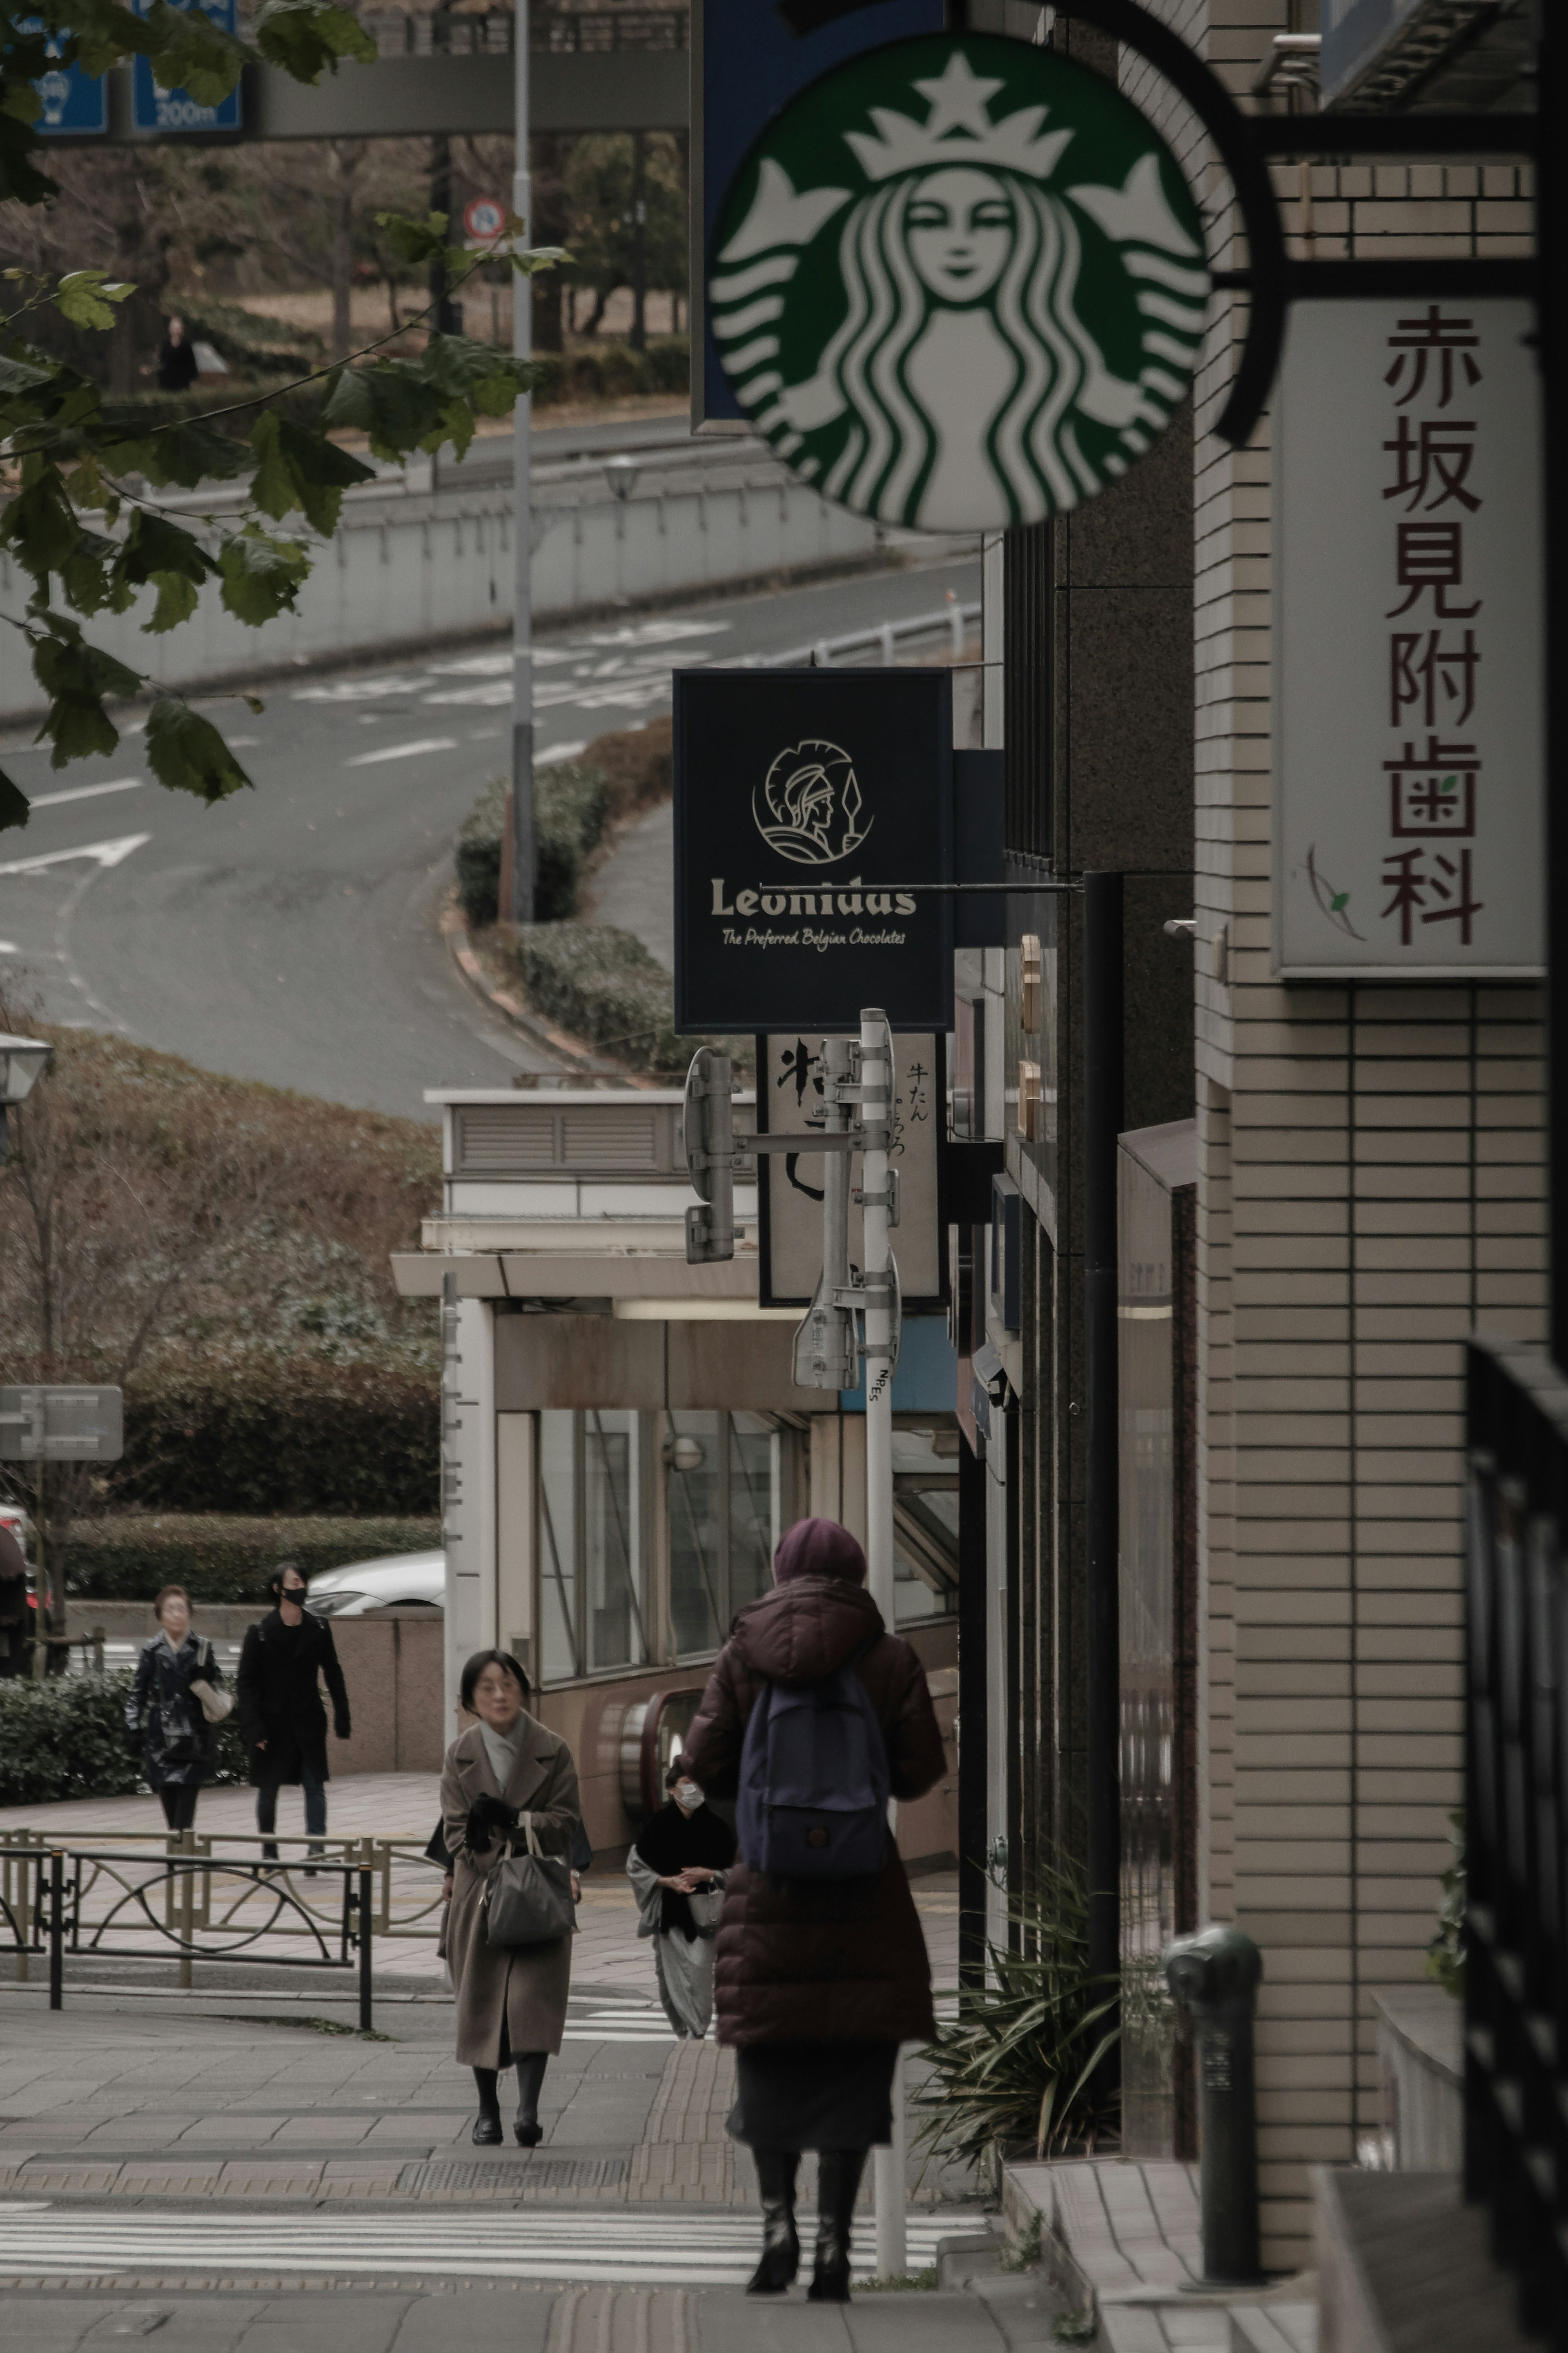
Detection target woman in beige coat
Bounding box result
[440,1649,580,2146]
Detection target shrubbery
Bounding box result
[501,925,750,1080]
[0,1670,247,1809]
[456,765,612,928]
[532,337,688,405]
[112,1354,438,1518]
[65,1514,441,1604]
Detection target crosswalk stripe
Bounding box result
[0,2211,957,2285]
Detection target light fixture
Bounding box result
[0,1033,52,1150]
[604,455,640,504]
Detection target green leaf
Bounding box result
[145,694,253,804]
[0,770,31,835]
[375,210,450,268]
[0,468,82,584]
[0,353,57,400]
[1441,774,1457,792]
[61,523,126,618]
[253,0,377,78]
[0,112,57,209]
[145,571,202,633]
[30,622,143,768]
[119,507,214,591]
[140,0,245,106]
[247,410,298,521]
[217,524,310,626]
[53,271,136,332]
[1331,891,1349,912]
[100,415,252,492]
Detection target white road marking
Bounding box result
[345,739,458,768]
[0,942,16,953]
[421,683,513,707]
[25,777,144,810]
[0,833,150,877]
[294,677,425,702]
[0,2211,954,2285]
[536,741,588,769]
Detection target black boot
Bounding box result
[472,2067,502,2146]
[808,2148,866,2302]
[514,2051,547,2147]
[746,2147,800,2293]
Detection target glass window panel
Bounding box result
[668,1411,722,1656]
[728,1421,775,1613]
[539,1410,581,1681]
[584,1408,642,1671]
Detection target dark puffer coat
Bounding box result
[682,1572,946,2047]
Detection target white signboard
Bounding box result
[758,1033,945,1307]
[1275,299,1543,977]
[0,1385,123,1461]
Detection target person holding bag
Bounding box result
[125,1585,231,1833]
[682,1517,946,2305]
[440,1648,581,2147]
[627,1760,736,2039]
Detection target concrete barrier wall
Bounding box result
[329,1609,447,1776]
[0,459,883,718]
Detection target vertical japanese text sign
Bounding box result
[1275,300,1543,976]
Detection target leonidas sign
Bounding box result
[709,35,1208,530]
[1275,300,1544,977]
[673,668,953,1033]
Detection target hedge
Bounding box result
[532,337,688,406]
[64,1515,441,1604]
[502,924,752,1081]
[114,1354,438,1517]
[456,764,611,929]
[0,1670,247,1809]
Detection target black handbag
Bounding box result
[481,1819,577,1949]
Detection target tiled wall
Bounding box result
[1134,0,1544,2270]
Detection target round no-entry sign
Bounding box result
[463,196,506,241]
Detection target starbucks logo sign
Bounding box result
[710,35,1209,531]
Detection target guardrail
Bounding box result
[0,1831,448,2030]
[746,600,982,670]
[342,7,689,53]
[1465,1336,1568,2346]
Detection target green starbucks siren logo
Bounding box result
[710,35,1209,531]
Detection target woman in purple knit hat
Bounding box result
[681,1516,946,2303]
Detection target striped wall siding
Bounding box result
[1128,0,1544,2270]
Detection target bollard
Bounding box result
[1164,1923,1265,2287]
[48,1849,63,2012]
[358,1865,374,2033]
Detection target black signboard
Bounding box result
[673,668,954,1035]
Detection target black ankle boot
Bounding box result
[472,2067,502,2146]
[514,2052,547,2147]
[807,2148,866,2302]
[747,2148,800,2294]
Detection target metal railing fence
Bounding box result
[320,7,689,54]
[1466,1336,1568,2347]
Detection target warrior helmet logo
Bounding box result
[752,739,872,866]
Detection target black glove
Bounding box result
[465,1793,519,1852]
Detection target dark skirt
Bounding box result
[728,2040,899,2153]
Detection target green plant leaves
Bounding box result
[249,410,375,534]
[29,621,142,767]
[217,525,311,626]
[53,271,135,332]
[254,0,377,78]
[145,693,253,804]
[140,0,246,106]
[0,770,31,835]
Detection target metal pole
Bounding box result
[860,1007,906,2282]
[957,1412,988,1992]
[1544,4,1568,1367]
[508,0,535,924]
[178,1829,194,1990]
[48,1849,62,2011]
[359,1865,374,2032]
[1165,1925,1264,2285]
[1082,872,1123,2073]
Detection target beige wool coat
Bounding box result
[440,1716,580,2068]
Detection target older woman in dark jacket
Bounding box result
[126,1584,228,1831]
[682,1517,946,2304]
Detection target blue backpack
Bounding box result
[736,1641,891,1881]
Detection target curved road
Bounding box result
[0,551,978,1120]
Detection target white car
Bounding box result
[305,1551,446,1617]
[0,1503,31,1557]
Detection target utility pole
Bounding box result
[508,0,535,924]
[859,1008,907,2283]
[630,130,648,354]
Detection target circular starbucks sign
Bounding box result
[710,34,1209,531]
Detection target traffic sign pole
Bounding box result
[509,0,535,923]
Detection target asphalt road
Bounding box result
[0,550,979,1121]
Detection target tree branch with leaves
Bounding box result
[0,0,561,827]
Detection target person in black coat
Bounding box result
[0,1522,29,1679]
[236,1562,351,1857]
[155,317,199,393]
[125,1584,228,1831]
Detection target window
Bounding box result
[538,1409,649,1682]
[666,1410,782,1658]
[891,1421,960,1627]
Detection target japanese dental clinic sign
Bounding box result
[1275,301,1544,977]
[673,668,952,1034]
[708,33,1208,530]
